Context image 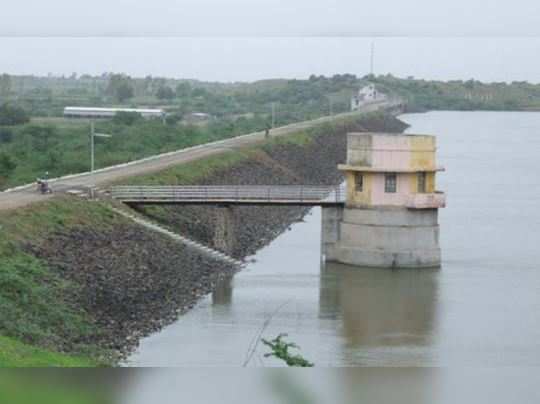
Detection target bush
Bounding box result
[0,127,13,143]
[165,113,183,126]
[0,103,30,126]
[112,111,142,126]
[156,86,175,101]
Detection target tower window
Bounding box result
[418,172,427,193]
[355,173,363,192]
[385,173,397,193]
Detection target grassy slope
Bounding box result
[0,373,111,403]
[0,198,125,367]
[0,336,96,367]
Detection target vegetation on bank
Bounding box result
[0,336,97,367]
[0,198,124,366]
[2,72,539,119]
[262,334,314,367]
[369,75,540,112]
[0,373,111,403]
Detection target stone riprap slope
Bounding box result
[135,113,408,259]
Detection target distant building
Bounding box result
[64,107,165,119]
[350,84,386,111]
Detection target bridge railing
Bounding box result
[111,185,345,204]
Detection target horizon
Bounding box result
[1,37,539,84]
[3,71,538,86]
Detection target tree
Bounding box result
[165,113,182,126]
[176,82,192,98]
[191,87,208,98]
[0,103,30,126]
[0,152,17,179]
[0,74,11,97]
[112,111,142,126]
[21,125,57,152]
[156,86,175,101]
[106,74,134,102]
[0,127,13,143]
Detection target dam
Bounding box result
[112,132,446,269]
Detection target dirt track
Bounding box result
[0,103,394,211]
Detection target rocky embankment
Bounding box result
[27,223,236,358]
[22,112,407,361]
[138,113,408,259]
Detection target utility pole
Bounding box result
[370,41,375,76]
[90,121,95,173]
[89,120,112,198]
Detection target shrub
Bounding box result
[165,113,183,126]
[0,103,30,126]
[0,127,13,143]
[112,111,142,126]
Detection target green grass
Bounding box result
[0,198,125,367]
[0,371,112,403]
[116,113,365,187]
[0,113,272,190]
[0,336,97,367]
[30,117,91,129]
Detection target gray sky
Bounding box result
[1,0,540,82]
[2,0,540,36]
[1,37,539,83]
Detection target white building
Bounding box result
[64,107,165,119]
[350,84,386,111]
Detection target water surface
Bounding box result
[126,111,540,367]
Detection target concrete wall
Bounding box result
[322,206,441,268]
[345,171,437,208]
[342,133,439,208]
[345,133,437,171]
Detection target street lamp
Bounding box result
[90,121,112,172]
[89,121,112,197]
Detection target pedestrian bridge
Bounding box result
[111,185,345,206]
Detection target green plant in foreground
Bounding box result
[262,334,314,367]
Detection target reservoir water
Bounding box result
[125,111,540,367]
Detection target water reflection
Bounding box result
[212,275,234,306]
[320,262,440,362]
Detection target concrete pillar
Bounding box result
[321,206,343,262]
[333,207,441,268]
[213,206,235,255]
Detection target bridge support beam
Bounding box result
[213,207,235,255]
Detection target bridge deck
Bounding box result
[111,185,345,206]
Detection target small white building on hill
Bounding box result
[351,84,386,111]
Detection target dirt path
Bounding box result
[0,103,394,211]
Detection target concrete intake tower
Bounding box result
[322,132,446,268]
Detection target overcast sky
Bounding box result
[2,0,540,36]
[1,1,540,82]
